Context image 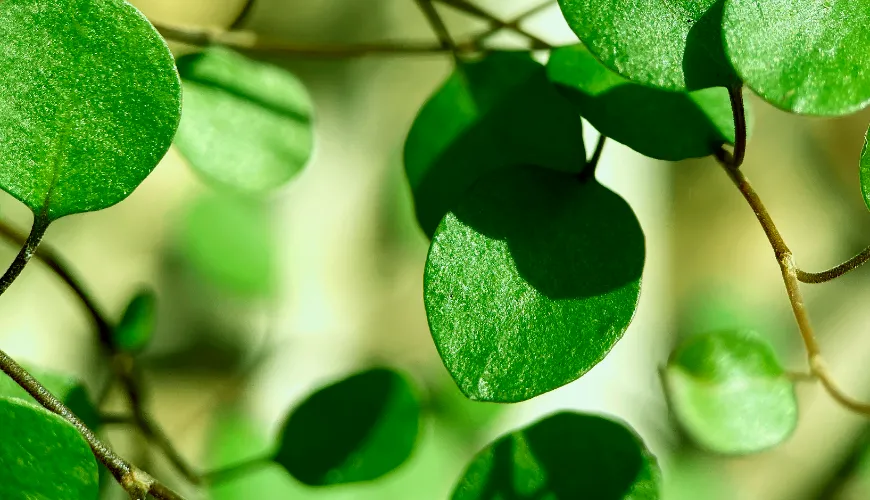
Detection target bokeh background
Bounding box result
[2,0,870,498]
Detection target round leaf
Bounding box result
[175,47,314,195]
[115,289,157,353]
[425,167,645,403]
[274,368,421,486]
[662,330,798,454]
[0,366,99,431]
[724,1,870,116]
[0,0,181,220]
[452,412,660,500]
[547,44,743,161]
[556,0,736,92]
[404,51,585,237]
[0,397,99,500]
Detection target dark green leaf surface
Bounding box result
[0,365,99,431]
[557,0,736,92]
[547,44,740,161]
[663,330,798,454]
[452,412,660,500]
[115,289,157,353]
[724,1,870,115]
[404,51,585,237]
[0,397,99,500]
[861,127,870,213]
[274,368,421,486]
[175,48,314,195]
[425,167,644,402]
[179,194,275,296]
[0,0,181,220]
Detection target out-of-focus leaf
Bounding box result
[115,289,157,353]
[176,47,314,195]
[0,365,99,431]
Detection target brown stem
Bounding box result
[715,85,748,169]
[797,244,870,284]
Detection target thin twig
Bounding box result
[435,0,552,49]
[229,0,256,30]
[797,244,870,284]
[415,0,459,55]
[201,454,272,485]
[715,85,748,169]
[579,135,607,182]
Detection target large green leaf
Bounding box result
[547,44,741,161]
[115,289,157,353]
[179,194,275,296]
[175,47,314,195]
[274,368,421,486]
[724,1,870,116]
[0,365,99,431]
[0,0,180,220]
[0,397,99,500]
[425,167,644,403]
[662,330,798,454]
[404,51,585,237]
[556,0,736,92]
[452,412,660,500]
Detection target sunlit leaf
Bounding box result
[179,194,275,296]
[425,167,644,402]
[404,51,585,237]
[0,365,99,431]
[556,0,736,92]
[274,368,421,486]
[662,330,798,454]
[175,47,314,195]
[547,44,744,161]
[723,1,870,116]
[0,0,180,220]
[452,412,660,500]
[0,397,99,500]
[115,289,157,353]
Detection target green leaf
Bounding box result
[556,0,736,92]
[404,51,585,237]
[274,368,421,486]
[662,330,798,454]
[0,0,180,220]
[452,412,660,500]
[179,194,275,296]
[0,365,99,431]
[862,127,870,213]
[425,167,644,403]
[0,397,99,500]
[723,1,870,116]
[547,44,744,161]
[175,47,314,195]
[115,289,157,353]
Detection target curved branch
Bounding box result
[797,244,870,284]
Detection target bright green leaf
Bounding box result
[175,47,314,195]
[425,167,644,403]
[452,412,660,500]
[0,397,99,500]
[662,330,798,454]
[723,1,870,116]
[0,365,99,431]
[274,368,421,486]
[0,0,180,220]
[115,289,157,353]
[179,194,275,296]
[556,0,736,92]
[547,44,744,161]
[404,51,585,237]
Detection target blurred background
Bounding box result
[2,0,870,498]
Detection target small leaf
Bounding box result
[404,51,585,237]
[175,47,314,195]
[179,194,275,296]
[557,0,736,92]
[115,289,157,353]
[662,330,798,454]
[0,365,99,431]
[0,0,181,220]
[452,412,660,500]
[0,397,99,500]
[547,44,745,161]
[274,368,421,486]
[724,1,870,115]
[425,167,644,402]
[859,125,870,213]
